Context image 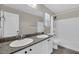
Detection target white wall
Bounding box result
[56,17,79,52]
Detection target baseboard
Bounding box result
[59,43,79,52]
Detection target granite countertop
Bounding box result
[0,35,53,54]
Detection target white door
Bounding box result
[3,11,19,37]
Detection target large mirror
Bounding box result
[0,11,19,38]
[44,12,54,35]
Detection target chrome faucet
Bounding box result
[53,34,56,38]
[16,30,23,40]
[21,34,24,39]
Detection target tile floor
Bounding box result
[52,46,79,54]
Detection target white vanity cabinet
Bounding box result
[15,40,49,54]
[28,39,52,54]
[14,37,53,54]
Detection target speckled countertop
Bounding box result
[0,35,53,54]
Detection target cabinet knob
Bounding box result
[25,51,27,54]
[30,49,32,51]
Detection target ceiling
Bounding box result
[3,4,79,16]
[44,4,79,14]
[4,4,43,17]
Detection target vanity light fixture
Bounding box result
[27,4,37,8]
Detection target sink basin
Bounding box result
[9,38,33,47]
[37,35,48,38]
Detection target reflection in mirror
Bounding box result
[44,12,50,27]
[0,11,19,38]
[0,17,1,28]
[37,21,44,33]
[27,4,37,8]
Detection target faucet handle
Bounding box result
[53,34,56,38]
[16,30,20,39]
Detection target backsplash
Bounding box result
[0,32,44,43]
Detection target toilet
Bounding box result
[53,38,61,49]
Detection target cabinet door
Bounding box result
[47,37,53,53]
[41,40,50,54]
[28,40,49,54]
[3,11,19,37]
[28,42,43,54]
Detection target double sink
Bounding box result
[9,35,48,47]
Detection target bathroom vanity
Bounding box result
[0,11,54,54]
[0,35,54,54]
[14,36,53,54]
